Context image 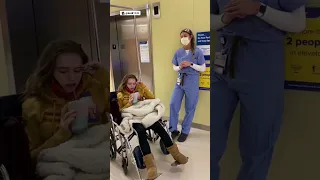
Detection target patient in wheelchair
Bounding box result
[117,74,188,180]
[22,40,110,179]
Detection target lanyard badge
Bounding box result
[220,36,227,54]
[220,36,225,47]
[213,36,228,74]
[177,73,182,85]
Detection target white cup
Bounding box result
[68,97,94,134]
[132,92,139,104]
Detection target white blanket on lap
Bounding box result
[36,124,110,180]
[119,99,165,134]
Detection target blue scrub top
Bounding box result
[172,47,206,75]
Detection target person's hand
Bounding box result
[136,93,141,100]
[179,62,185,69]
[182,61,192,67]
[89,105,98,117]
[82,62,100,75]
[136,82,145,87]
[224,0,260,17]
[179,61,191,69]
[60,105,76,131]
[129,95,134,103]
[221,12,246,24]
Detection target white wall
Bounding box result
[220,90,320,180]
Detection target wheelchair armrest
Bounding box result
[111,117,123,131]
[108,114,120,130]
[161,119,168,123]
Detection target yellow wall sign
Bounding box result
[285,7,320,91]
[199,64,210,90]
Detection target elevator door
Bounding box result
[110,9,154,92]
[5,0,110,93]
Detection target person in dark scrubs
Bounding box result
[210,0,306,179]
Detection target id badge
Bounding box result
[214,52,227,68]
[177,74,181,85]
[213,65,224,75]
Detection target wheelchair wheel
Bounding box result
[119,133,129,175]
[110,128,117,160]
[146,130,154,142]
[133,146,145,169]
[147,130,160,142]
[160,139,169,155]
[122,157,128,175]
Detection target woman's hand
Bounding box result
[129,95,134,103]
[224,0,260,17]
[183,61,192,67]
[136,93,141,100]
[221,13,246,24]
[179,62,185,69]
[60,106,76,131]
[136,82,146,87]
[82,62,100,75]
[180,61,191,69]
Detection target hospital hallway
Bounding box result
[110,125,210,180]
[109,2,211,179]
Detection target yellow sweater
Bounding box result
[22,68,110,159]
[117,82,155,111]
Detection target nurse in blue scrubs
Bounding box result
[211,0,306,179]
[169,28,206,142]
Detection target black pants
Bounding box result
[132,121,173,156]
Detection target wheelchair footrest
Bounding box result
[133,146,145,169]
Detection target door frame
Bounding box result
[0,0,16,95]
[110,4,155,94]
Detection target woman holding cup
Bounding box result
[22,40,110,160]
[117,74,188,180]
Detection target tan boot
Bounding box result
[167,143,188,164]
[143,154,158,180]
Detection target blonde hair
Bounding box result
[117,74,138,92]
[23,40,89,100]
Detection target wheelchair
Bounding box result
[1,94,36,180]
[109,92,170,179]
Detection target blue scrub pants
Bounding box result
[169,74,199,134]
[211,40,284,180]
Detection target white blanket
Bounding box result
[36,124,110,180]
[119,99,165,134]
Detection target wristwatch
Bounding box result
[256,3,267,17]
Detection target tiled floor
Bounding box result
[110,126,210,180]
